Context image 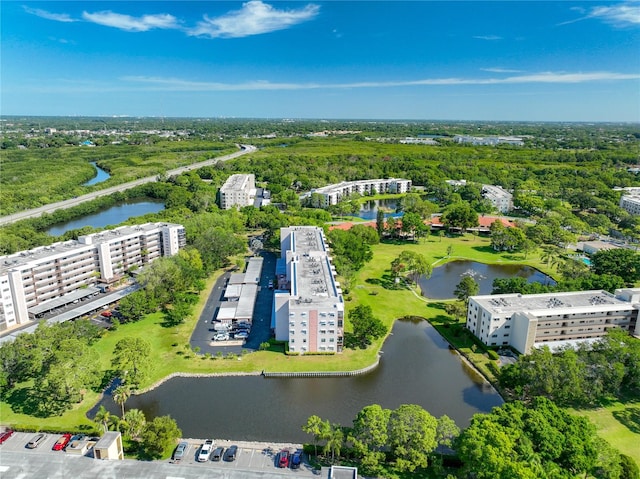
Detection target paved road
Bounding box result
[0,144,257,226]
[0,431,318,479]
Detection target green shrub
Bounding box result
[487,350,499,360]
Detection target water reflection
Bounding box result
[357,199,403,220]
[47,200,165,236]
[109,319,503,442]
[418,260,555,299]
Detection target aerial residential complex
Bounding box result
[308,178,411,207]
[452,135,525,146]
[481,184,513,213]
[272,226,345,354]
[619,194,640,215]
[219,174,256,209]
[0,222,185,331]
[466,289,640,354]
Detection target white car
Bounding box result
[234,331,249,340]
[213,333,229,341]
[198,439,214,462]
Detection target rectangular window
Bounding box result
[504,325,510,329]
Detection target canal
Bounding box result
[112,318,503,442]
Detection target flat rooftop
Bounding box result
[289,228,342,309]
[0,222,179,275]
[472,290,632,315]
[220,173,253,192]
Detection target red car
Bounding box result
[53,433,72,451]
[0,429,14,444]
[101,310,112,318]
[278,449,290,468]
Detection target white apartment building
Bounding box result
[0,223,185,331]
[309,178,411,207]
[219,174,256,209]
[482,184,513,213]
[466,289,640,354]
[619,195,640,215]
[272,226,344,354]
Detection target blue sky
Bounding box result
[2,1,639,121]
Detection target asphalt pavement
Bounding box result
[0,431,319,479]
[189,251,277,356]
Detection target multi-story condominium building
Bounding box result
[272,226,344,354]
[219,173,256,209]
[466,289,640,354]
[453,135,524,146]
[481,184,513,213]
[309,178,411,207]
[0,223,185,331]
[619,195,640,215]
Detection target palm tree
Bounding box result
[93,405,111,434]
[123,408,146,439]
[113,385,131,417]
[324,424,344,464]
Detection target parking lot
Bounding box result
[0,431,317,478]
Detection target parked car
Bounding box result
[268,280,274,289]
[213,332,229,341]
[234,331,249,340]
[100,310,112,318]
[52,433,72,451]
[290,450,302,469]
[172,441,188,462]
[224,445,238,462]
[26,433,46,449]
[277,449,290,468]
[0,429,14,445]
[236,321,251,329]
[198,439,214,462]
[211,446,224,461]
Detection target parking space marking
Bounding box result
[0,466,9,472]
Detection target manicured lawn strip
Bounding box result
[572,400,640,466]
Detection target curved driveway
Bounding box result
[0,144,257,226]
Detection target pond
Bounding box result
[418,260,555,299]
[46,199,165,236]
[357,198,403,220]
[83,162,111,186]
[105,319,503,442]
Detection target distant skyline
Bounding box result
[2,1,639,122]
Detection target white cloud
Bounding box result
[23,6,76,22]
[589,3,640,27]
[121,71,640,92]
[481,67,523,73]
[82,11,180,32]
[189,0,319,38]
[559,2,640,27]
[473,35,502,40]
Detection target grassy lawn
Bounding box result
[572,399,640,466]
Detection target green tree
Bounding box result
[391,250,432,285]
[140,415,182,459]
[591,248,640,284]
[112,337,151,387]
[113,385,131,417]
[302,415,331,457]
[123,408,147,439]
[348,304,386,349]
[441,202,478,231]
[324,424,344,463]
[94,405,112,434]
[444,301,467,321]
[387,404,438,472]
[454,275,480,304]
[401,212,423,240]
[349,404,390,471]
[376,209,385,238]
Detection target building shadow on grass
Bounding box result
[612,406,640,435]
